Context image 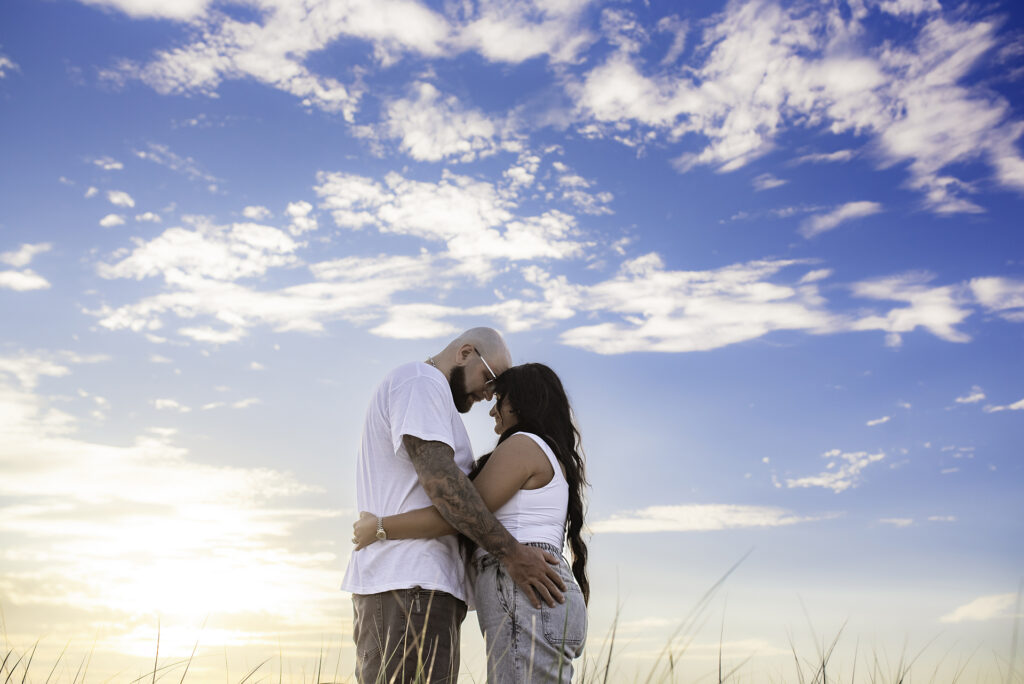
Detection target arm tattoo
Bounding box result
[403,435,517,561]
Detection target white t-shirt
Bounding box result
[341,361,475,600]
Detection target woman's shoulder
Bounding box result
[492,432,557,484]
[491,432,549,465]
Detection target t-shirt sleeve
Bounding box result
[389,374,455,454]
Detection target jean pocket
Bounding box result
[541,583,586,652]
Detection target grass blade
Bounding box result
[45,639,73,684]
[18,641,37,684]
[1009,577,1023,684]
[153,619,160,684]
[238,658,270,684]
[3,652,25,684]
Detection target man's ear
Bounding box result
[454,343,474,366]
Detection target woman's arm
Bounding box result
[352,507,453,550]
[352,434,551,550]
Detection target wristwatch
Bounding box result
[375,516,387,541]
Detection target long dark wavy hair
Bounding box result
[468,363,590,603]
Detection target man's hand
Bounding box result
[352,511,378,551]
[403,435,566,607]
[504,544,566,609]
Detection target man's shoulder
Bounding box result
[383,361,447,393]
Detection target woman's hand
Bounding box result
[352,511,380,551]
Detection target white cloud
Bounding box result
[928,515,956,522]
[875,0,942,16]
[849,272,973,346]
[0,270,50,291]
[249,362,264,371]
[656,15,689,65]
[0,370,340,640]
[134,142,218,184]
[983,397,1024,413]
[369,303,463,340]
[243,205,271,220]
[77,0,211,20]
[800,201,883,238]
[84,186,99,198]
[557,174,590,189]
[572,51,694,132]
[178,325,246,344]
[504,153,542,190]
[153,398,190,412]
[955,386,986,404]
[879,518,913,527]
[799,269,832,284]
[99,213,126,227]
[91,173,589,345]
[202,397,260,410]
[98,218,300,283]
[570,2,1024,212]
[591,503,825,533]
[135,212,162,222]
[559,188,614,215]
[551,164,615,215]
[0,53,18,78]
[453,0,596,65]
[599,8,649,55]
[0,353,71,389]
[92,156,124,171]
[558,255,839,354]
[551,257,1000,354]
[0,243,53,290]
[753,173,787,191]
[792,149,856,165]
[107,190,135,207]
[89,222,451,343]
[104,0,449,122]
[363,82,520,163]
[97,0,596,131]
[315,170,587,273]
[866,415,891,426]
[969,277,1024,322]
[88,193,1020,354]
[786,448,886,493]
[285,200,317,235]
[940,593,1018,623]
[0,243,51,268]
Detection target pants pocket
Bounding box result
[541,583,587,652]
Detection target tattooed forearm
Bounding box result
[403,435,517,561]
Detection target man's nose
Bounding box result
[483,386,495,401]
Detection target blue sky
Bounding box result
[1,0,1023,680]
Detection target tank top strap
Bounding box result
[517,432,565,488]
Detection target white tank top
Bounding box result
[477,432,568,558]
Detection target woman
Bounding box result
[352,363,589,683]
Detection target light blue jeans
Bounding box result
[473,542,587,684]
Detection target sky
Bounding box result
[1,0,1023,681]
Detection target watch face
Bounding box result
[376,529,386,540]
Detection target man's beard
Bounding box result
[449,365,473,413]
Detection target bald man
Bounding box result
[342,328,566,683]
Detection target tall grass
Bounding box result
[3,622,1020,683]
[4,569,1021,684]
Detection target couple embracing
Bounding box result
[341,327,590,683]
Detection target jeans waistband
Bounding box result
[475,541,563,570]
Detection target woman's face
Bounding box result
[489,395,518,434]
